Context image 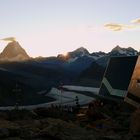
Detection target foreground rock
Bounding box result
[39,118,95,140]
[0,104,139,140]
[0,118,95,140]
[0,120,20,138]
[130,108,140,136]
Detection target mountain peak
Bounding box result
[127,47,136,51]
[0,41,30,61]
[67,47,89,58]
[111,45,138,56]
[74,47,89,54]
[111,45,122,52]
[5,41,22,50]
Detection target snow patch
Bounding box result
[37,90,47,95]
[0,67,8,71]
[63,85,99,94]
[68,57,78,63]
[88,55,99,60]
[47,87,95,105]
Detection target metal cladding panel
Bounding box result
[99,56,138,98]
[124,56,140,108]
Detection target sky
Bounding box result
[0,0,140,57]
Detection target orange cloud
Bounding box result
[104,23,125,31]
[105,21,139,31]
[131,18,140,24]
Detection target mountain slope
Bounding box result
[0,68,54,106]
[77,62,105,87]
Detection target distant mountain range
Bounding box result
[0,41,139,106]
[0,41,138,65]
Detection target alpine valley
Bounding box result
[0,41,139,106]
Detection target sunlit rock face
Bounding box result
[0,41,30,61]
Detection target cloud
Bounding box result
[104,23,138,31]
[131,18,140,24]
[104,17,140,31]
[1,37,16,42]
[105,23,125,31]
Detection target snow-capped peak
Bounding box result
[111,45,138,56]
[111,45,124,54]
[67,47,89,58]
[73,47,89,56]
